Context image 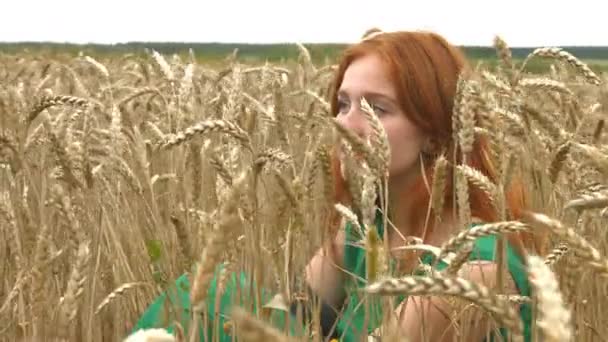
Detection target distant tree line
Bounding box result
[1,42,607,72]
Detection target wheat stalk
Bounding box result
[438,221,530,261]
[519,78,573,96]
[58,242,90,338]
[564,190,608,211]
[493,36,514,72]
[527,255,572,342]
[544,243,569,266]
[332,118,381,173]
[361,97,390,177]
[157,119,250,150]
[95,282,147,315]
[151,50,175,81]
[430,155,448,222]
[443,242,474,276]
[190,172,248,310]
[457,165,497,206]
[456,167,471,226]
[549,141,571,183]
[457,82,478,154]
[365,275,524,342]
[27,95,89,126]
[254,148,293,174]
[230,306,293,342]
[524,212,608,277]
[83,56,110,78]
[523,47,601,86]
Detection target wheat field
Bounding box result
[1,39,608,342]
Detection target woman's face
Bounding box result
[335,53,426,181]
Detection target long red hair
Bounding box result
[327,30,546,258]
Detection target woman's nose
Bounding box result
[337,108,369,139]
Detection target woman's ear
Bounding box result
[421,136,440,159]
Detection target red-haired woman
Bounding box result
[131,30,543,341]
[306,29,544,342]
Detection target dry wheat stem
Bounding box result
[170,215,194,264]
[564,190,608,211]
[95,282,148,315]
[0,271,26,315]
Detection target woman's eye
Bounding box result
[337,99,350,113]
[371,103,386,115]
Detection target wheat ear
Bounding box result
[365,275,524,342]
[230,306,293,342]
[527,255,572,342]
[438,222,530,261]
[524,212,608,277]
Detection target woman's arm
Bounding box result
[394,261,520,341]
[304,229,347,309]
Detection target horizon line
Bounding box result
[2,40,608,49]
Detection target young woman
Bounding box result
[131,30,543,341]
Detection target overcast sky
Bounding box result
[2,0,606,47]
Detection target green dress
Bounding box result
[131,214,532,341]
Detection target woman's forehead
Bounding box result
[340,54,396,99]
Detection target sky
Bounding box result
[2,0,607,47]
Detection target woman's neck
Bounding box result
[383,163,457,259]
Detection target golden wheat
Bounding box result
[0,42,607,342]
